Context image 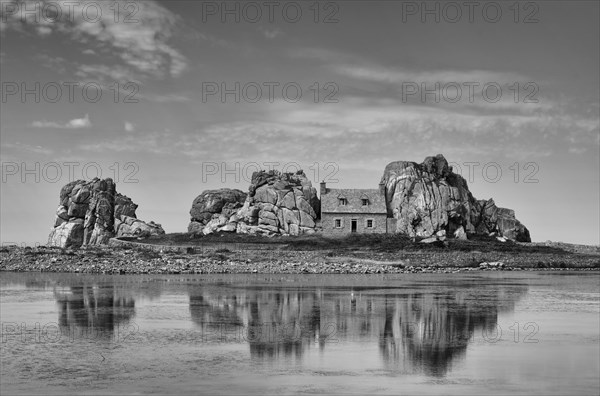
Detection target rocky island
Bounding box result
[185,154,529,242]
[1,155,598,274]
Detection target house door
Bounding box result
[351,219,357,233]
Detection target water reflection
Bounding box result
[3,272,598,394]
[53,283,136,340]
[189,289,325,360]
[189,281,528,376]
[4,273,528,377]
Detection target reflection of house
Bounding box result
[320,181,392,235]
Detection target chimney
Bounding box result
[320,180,327,196]
[379,181,386,195]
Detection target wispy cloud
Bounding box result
[1,0,188,78]
[124,122,135,132]
[35,53,67,74]
[259,26,282,39]
[75,64,140,85]
[79,129,173,154]
[74,94,598,164]
[333,64,524,86]
[32,114,91,129]
[1,142,53,155]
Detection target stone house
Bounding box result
[320,181,392,235]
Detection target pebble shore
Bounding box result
[1,244,598,275]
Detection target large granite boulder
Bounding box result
[48,178,164,248]
[115,215,166,238]
[188,170,320,236]
[473,198,530,242]
[188,189,247,232]
[47,221,84,249]
[380,154,530,241]
[248,170,319,235]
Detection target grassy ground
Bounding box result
[117,232,600,269]
[127,232,572,254]
[2,233,598,273]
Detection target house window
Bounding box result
[366,219,373,228]
[335,219,342,228]
[339,198,347,206]
[362,198,369,206]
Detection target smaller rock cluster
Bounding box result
[48,178,164,248]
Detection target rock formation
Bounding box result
[380,154,530,242]
[188,189,247,234]
[188,170,321,236]
[48,178,165,248]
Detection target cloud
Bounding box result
[1,142,53,155]
[66,114,91,128]
[32,114,91,129]
[1,0,188,78]
[82,49,96,55]
[72,86,598,165]
[79,129,173,154]
[35,53,67,74]
[333,64,523,85]
[259,26,282,39]
[36,25,52,36]
[76,64,139,85]
[124,122,135,132]
[331,64,554,112]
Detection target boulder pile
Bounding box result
[188,170,320,236]
[188,189,247,234]
[380,154,530,242]
[48,178,164,248]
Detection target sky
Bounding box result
[0,0,599,245]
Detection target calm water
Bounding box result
[1,272,598,395]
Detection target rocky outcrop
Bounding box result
[380,154,530,242]
[188,170,320,236]
[48,221,85,249]
[473,198,530,242]
[48,178,165,248]
[115,215,166,238]
[188,189,247,233]
[248,169,320,235]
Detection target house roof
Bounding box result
[321,188,387,214]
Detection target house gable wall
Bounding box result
[321,188,386,214]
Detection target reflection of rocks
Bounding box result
[378,290,506,376]
[189,291,243,327]
[53,283,136,337]
[189,281,527,374]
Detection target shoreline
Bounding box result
[1,239,598,274]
